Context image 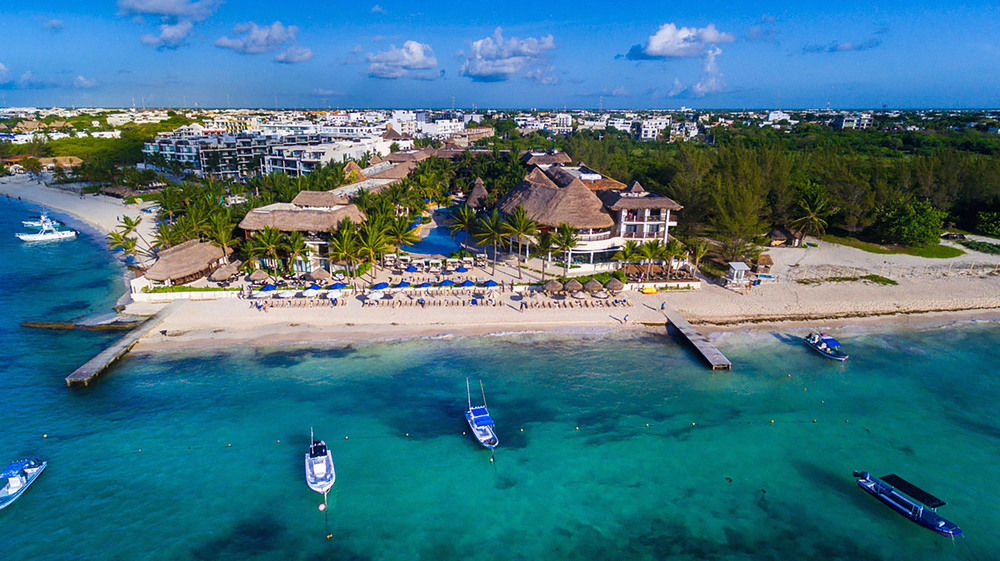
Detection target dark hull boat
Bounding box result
[853,471,961,537]
[804,332,849,361]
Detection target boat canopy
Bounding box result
[473,415,495,428]
[1,463,27,479]
[821,336,841,347]
[310,441,328,456]
[881,474,946,508]
[470,406,489,416]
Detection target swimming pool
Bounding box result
[408,222,466,256]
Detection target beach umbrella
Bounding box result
[418,282,433,288]
[405,265,418,273]
[326,289,343,300]
[543,279,564,294]
[572,291,587,299]
[439,279,455,287]
[483,279,499,287]
[308,283,322,290]
[584,278,604,293]
[261,284,277,292]
[455,266,469,273]
[301,288,319,298]
[308,268,331,282]
[330,282,347,289]
[278,290,297,298]
[458,279,475,287]
[252,290,273,299]
[366,291,384,300]
[372,282,390,290]
[396,280,411,288]
[565,279,584,293]
[248,269,270,282]
[593,290,609,299]
[604,278,625,293]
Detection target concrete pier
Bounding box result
[662,307,732,370]
[65,307,170,388]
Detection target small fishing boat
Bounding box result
[304,428,335,495]
[1,458,47,511]
[465,378,498,449]
[853,471,962,537]
[804,332,849,361]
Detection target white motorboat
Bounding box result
[465,378,498,449]
[304,428,336,495]
[16,219,77,242]
[22,214,62,228]
[0,458,47,511]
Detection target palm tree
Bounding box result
[206,212,237,261]
[284,231,310,274]
[612,240,641,274]
[502,206,537,279]
[554,223,579,279]
[357,219,389,283]
[328,219,362,289]
[639,239,665,279]
[116,215,151,253]
[385,216,420,259]
[532,231,556,281]
[664,238,686,278]
[473,209,505,276]
[690,241,710,275]
[791,191,838,243]
[446,205,479,249]
[152,223,180,252]
[249,226,285,272]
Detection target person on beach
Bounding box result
[623,314,629,325]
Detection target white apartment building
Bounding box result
[418,119,463,138]
[640,117,671,140]
[607,118,633,131]
[264,138,395,177]
[555,113,572,128]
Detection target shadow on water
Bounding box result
[191,514,285,561]
[772,332,804,345]
[791,459,874,512]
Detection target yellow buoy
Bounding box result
[770,419,775,424]
[803,387,807,391]
[138,448,142,453]
[326,534,333,540]
[276,440,280,444]
[844,419,849,423]
[575,426,580,430]
[344,436,349,440]
[43,434,47,438]
[405,433,409,437]
[645,423,649,427]
[691,422,696,426]
[812,419,817,423]
[520,428,524,432]
[227,443,232,447]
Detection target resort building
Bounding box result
[143,239,226,287]
[263,138,397,177]
[142,133,326,179]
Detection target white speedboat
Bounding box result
[465,378,498,449]
[0,458,47,511]
[304,428,335,495]
[22,214,62,229]
[16,221,77,242]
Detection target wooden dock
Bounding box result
[662,308,732,370]
[65,308,171,388]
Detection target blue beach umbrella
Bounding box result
[405,265,418,273]
[308,283,321,291]
[483,279,499,287]
[396,281,411,288]
[372,282,389,290]
[439,279,455,287]
[458,280,475,287]
[330,282,347,289]
[455,266,469,273]
[261,284,276,291]
[418,282,433,288]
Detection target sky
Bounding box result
[1,1,999,110]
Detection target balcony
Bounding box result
[577,231,612,241]
[622,231,665,240]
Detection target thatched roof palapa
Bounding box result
[248,269,271,282]
[466,177,488,208]
[291,190,350,208]
[497,166,614,229]
[583,278,604,292]
[564,279,584,292]
[238,203,366,232]
[308,268,332,281]
[209,259,242,281]
[597,181,683,211]
[543,279,564,293]
[757,254,774,267]
[145,240,225,282]
[604,277,625,292]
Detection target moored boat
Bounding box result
[304,428,335,495]
[465,378,498,449]
[0,458,47,511]
[22,214,62,229]
[804,332,849,361]
[16,218,77,242]
[853,471,962,537]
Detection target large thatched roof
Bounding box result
[597,181,683,211]
[386,149,431,163]
[209,259,242,281]
[604,277,625,291]
[543,279,564,293]
[248,269,271,282]
[368,160,416,180]
[497,166,614,229]
[584,278,604,292]
[564,279,584,292]
[467,178,488,208]
[522,151,572,166]
[145,240,224,282]
[238,203,365,232]
[291,190,350,208]
[308,268,332,281]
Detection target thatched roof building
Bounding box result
[597,181,682,211]
[564,279,584,292]
[466,178,488,208]
[291,190,350,208]
[522,151,572,167]
[497,166,614,229]
[145,240,225,285]
[238,202,365,233]
[209,259,242,281]
[248,269,271,282]
[584,278,604,292]
[604,277,624,292]
[543,279,564,293]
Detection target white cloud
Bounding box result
[371,4,386,13]
[275,46,313,64]
[524,66,559,85]
[0,63,10,82]
[691,46,724,96]
[41,17,64,30]
[117,0,220,22]
[460,27,556,82]
[668,78,685,97]
[624,23,733,60]
[140,20,193,48]
[216,21,299,54]
[313,88,343,96]
[367,41,438,79]
[74,75,99,88]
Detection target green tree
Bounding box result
[247,226,286,272]
[790,185,838,243]
[532,231,556,281]
[502,205,537,279]
[283,231,310,273]
[447,205,479,248]
[690,241,710,272]
[206,212,237,260]
[612,240,641,272]
[664,238,686,277]
[116,215,152,253]
[386,216,420,259]
[327,219,362,289]
[639,239,666,278]
[474,209,506,276]
[874,199,946,246]
[554,223,579,279]
[357,218,389,283]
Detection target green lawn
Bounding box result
[820,234,964,258]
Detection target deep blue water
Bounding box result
[409,219,465,256]
[3,196,1000,560]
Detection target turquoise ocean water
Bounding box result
[2,196,999,560]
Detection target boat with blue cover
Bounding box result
[465,378,498,449]
[1,458,47,511]
[804,332,849,361]
[853,471,962,537]
[304,428,335,496]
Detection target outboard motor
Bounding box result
[852,471,870,479]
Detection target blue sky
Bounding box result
[1,1,998,109]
